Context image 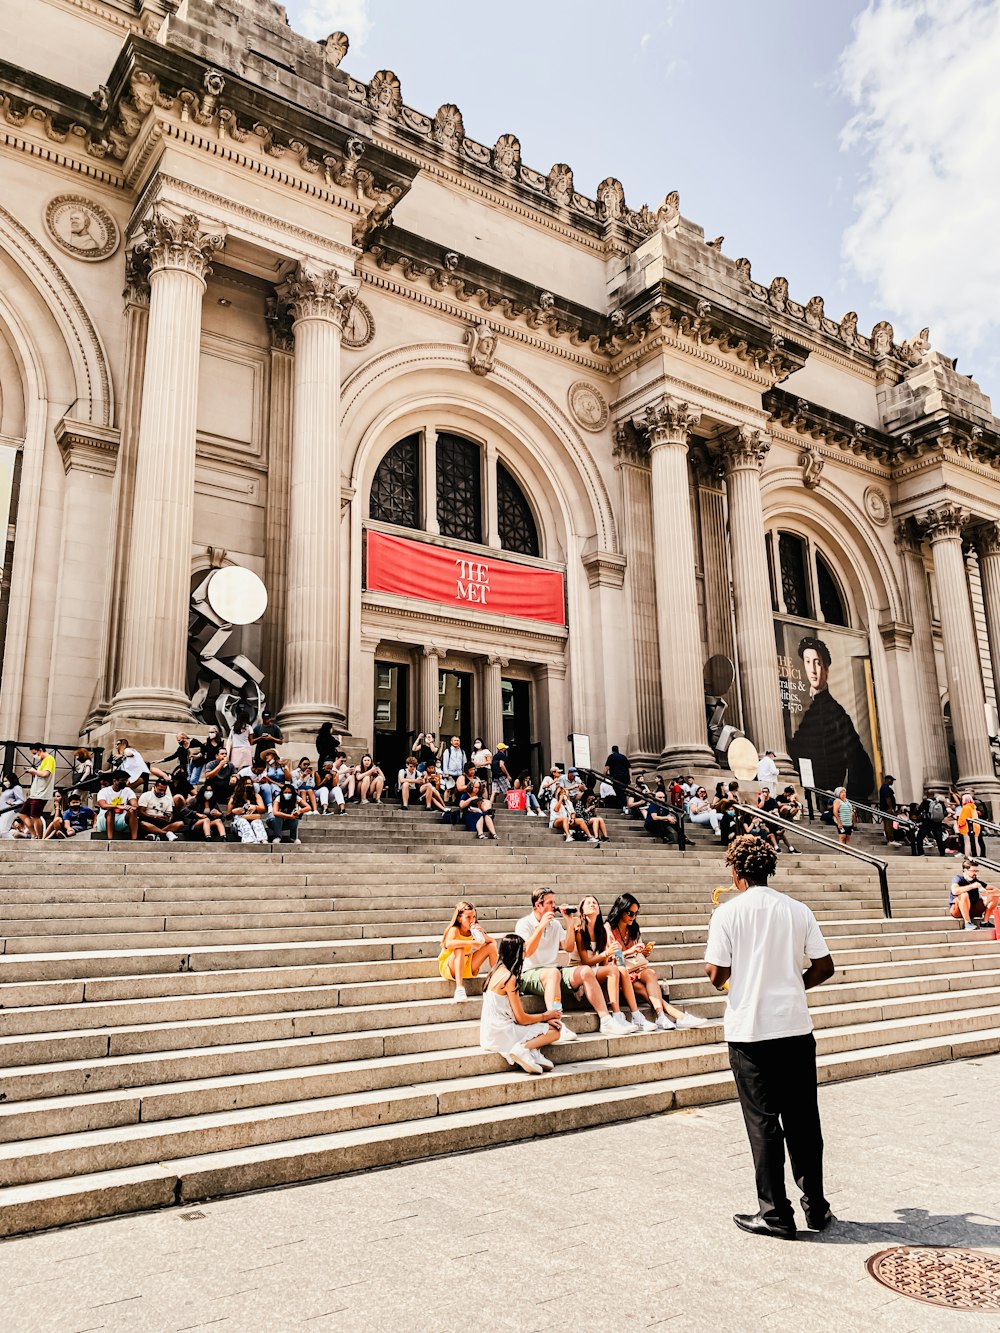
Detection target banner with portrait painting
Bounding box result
[774,620,881,802]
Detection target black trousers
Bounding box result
[728,1033,828,1227]
[913,819,945,856]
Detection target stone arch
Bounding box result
[0,203,114,428]
[761,469,905,626]
[341,342,619,556]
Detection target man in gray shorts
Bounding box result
[515,886,624,1040]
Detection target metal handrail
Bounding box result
[732,801,892,919]
[1,740,105,795]
[806,785,919,833]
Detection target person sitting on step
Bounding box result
[398,755,423,808]
[291,757,318,813]
[757,788,797,853]
[518,771,542,817]
[607,893,708,1030]
[948,859,999,931]
[269,779,307,844]
[355,754,386,804]
[227,775,269,844]
[688,786,722,836]
[458,777,498,839]
[515,886,628,1039]
[644,788,683,847]
[315,761,345,815]
[421,760,447,812]
[439,900,499,1000]
[137,776,185,841]
[480,933,562,1074]
[189,784,226,842]
[41,788,95,840]
[549,789,598,844]
[580,791,610,843]
[572,895,652,1033]
[95,770,139,841]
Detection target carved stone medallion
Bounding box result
[568,381,609,432]
[864,484,890,527]
[44,195,119,262]
[341,297,375,349]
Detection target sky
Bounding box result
[284,0,1000,404]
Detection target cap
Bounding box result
[496,743,508,750]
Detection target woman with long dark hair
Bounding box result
[316,722,340,768]
[227,775,268,843]
[573,895,653,1032]
[479,933,561,1073]
[355,754,386,804]
[607,893,709,1031]
[190,784,226,842]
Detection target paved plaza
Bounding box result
[4,1054,1000,1332]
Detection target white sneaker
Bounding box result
[630,1010,656,1033]
[655,1012,676,1031]
[165,831,178,841]
[676,1012,710,1029]
[555,1022,578,1042]
[565,834,574,842]
[611,1011,634,1034]
[533,1051,554,1070]
[453,985,468,1001]
[509,1042,542,1073]
[588,837,600,845]
[600,1013,626,1036]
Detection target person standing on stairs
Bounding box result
[705,834,836,1241]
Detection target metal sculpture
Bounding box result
[189,566,268,732]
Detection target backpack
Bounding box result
[928,799,945,822]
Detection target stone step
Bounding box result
[2,1022,999,1237]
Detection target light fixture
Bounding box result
[218,298,232,307]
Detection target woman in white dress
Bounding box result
[480,934,562,1074]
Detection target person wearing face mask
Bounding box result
[190,784,226,841]
[270,781,307,844]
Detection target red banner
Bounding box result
[365,530,566,625]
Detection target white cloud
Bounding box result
[839,0,1000,369]
[286,0,372,48]
[640,32,653,49]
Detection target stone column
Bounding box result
[925,504,999,794]
[638,397,714,769]
[482,654,506,750]
[720,426,789,761]
[484,440,501,549]
[615,427,662,765]
[261,303,295,713]
[538,660,569,774]
[89,249,149,728]
[693,451,737,700]
[974,522,1000,718]
[111,212,222,722]
[420,646,441,735]
[277,263,360,736]
[421,429,440,534]
[895,520,950,788]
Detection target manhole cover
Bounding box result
[866,1246,1000,1311]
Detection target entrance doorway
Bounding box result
[439,669,472,754]
[373,660,409,779]
[502,677,534,782]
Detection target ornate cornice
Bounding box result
[719,425,771,473]
[764,388,894,464]
[55,416,120,476]
[142,209,222,280]
[277,263,360,326]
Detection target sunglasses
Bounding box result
[624,907,639,917]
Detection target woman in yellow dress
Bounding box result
[438,900,498,1001]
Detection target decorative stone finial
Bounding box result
[324,32,349,67]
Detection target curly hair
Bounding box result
[725,834,778,884]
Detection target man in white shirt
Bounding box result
[95,771,139,841]
[705,834,835,1241]
[137,777,183,840]
[515,887,625,1039]
[756,750,779,793]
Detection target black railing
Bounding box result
[1,741,105,794]
[576,766,688,852]
[732,801,892,918]
[806,785,919,836]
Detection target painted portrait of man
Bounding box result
[789,635,875,801]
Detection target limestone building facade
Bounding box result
[2,0,1000,800]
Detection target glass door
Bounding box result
[373,661,409,779]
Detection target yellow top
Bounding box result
[438,932,476,980]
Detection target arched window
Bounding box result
[778,532,810,617]
[436,433,482,543]
[816,551,849,627]
[497,460,539,557]
[370,434,419,529]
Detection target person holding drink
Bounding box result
[438,901,499,1000]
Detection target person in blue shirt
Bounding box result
[42,790,95,839]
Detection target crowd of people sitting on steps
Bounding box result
[437,887,711,1074]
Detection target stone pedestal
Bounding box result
[640,397,715,770]
[721,427,790,764]
[277,263,359,738]
[925,505,999,797]
[110,212,221,724]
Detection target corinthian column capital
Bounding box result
[278,262,361,327]
[122,244,151,307]
[720,424,771,473]
[142,210,223,282]
[972,521,1000,558]
[638,396,702,449]
[921,502,970,542]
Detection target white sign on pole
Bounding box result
[570,733,591,772]
[798,758,815,790]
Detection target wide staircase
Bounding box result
[0,805,998,1237]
